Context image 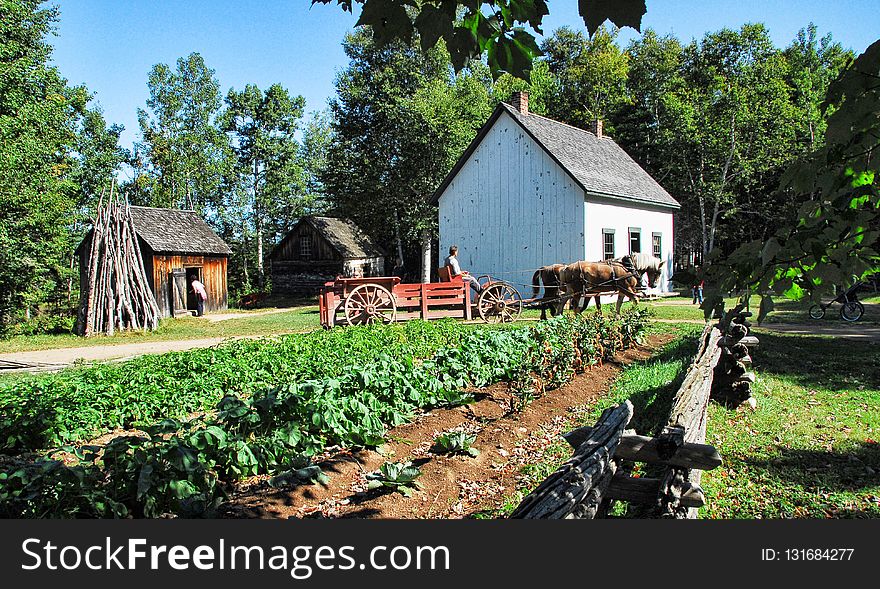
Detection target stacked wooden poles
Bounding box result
[711,306,759,409]
[76,187,160,336]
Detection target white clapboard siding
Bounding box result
[438,111,585,291]
[584,197,675,292]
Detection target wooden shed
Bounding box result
[77,206,231,318]
[270,216,385,294]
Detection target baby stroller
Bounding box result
[808,281,865,322]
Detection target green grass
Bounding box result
[488,322,880,519]
[701,332,880,518]
[0,305,320,354]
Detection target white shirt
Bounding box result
[444,255,462,276]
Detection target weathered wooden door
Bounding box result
[170,269,187,317]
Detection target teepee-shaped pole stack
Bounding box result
[76,185,161,337]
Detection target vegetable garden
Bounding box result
[0,309,650,518]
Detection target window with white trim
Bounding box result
[629,227,641,254]
[652,232,662,258]
[602,229,615,260]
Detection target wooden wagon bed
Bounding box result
[318,276,472,328]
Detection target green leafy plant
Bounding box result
[366,461,423,497]
[433,431,479,457]
[0,310,650,518]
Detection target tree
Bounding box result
[299,109,334,213]
[311,0,647,79]
[136,53,231,212]
[783,24,852,153]
[0,1,88,330]
[322,29,493,279]
[540,26,630,129]
[491,59,556,116]
[649,25,800,260]
[704,39,880,320]
[71,106,129,217]
[222,83,306,287]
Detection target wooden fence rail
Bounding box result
[510,306,757,519]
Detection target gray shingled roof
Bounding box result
[500,104,679,208]
[432,103,679,209]
[306,216,385,258]
[129,206,232,255]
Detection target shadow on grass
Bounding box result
[750,332,880,390]
[742,442,880,495]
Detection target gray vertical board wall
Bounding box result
[437,112,586,290]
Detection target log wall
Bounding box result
[150,253,228,317]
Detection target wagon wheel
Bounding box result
[478,282,523,323]
[344,283,397,325]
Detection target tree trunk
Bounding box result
[393,210,405,267]
[254,160,263,289]
[420,229,431,284]
[257,216,264,289]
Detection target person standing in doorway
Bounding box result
[444,245,481,300]
[190,276,208,316]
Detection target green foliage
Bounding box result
[705,40,880,318]
[0,318,470,453]
[0,311,649,517]
[541,25,630,128]
[0,1,89,333]
[311,0,647,79]
[433,431,479,457]
[366,461,423,497]
[8,314,75,337]
[221,83,307,287]
[322,29,493,264]
[133,53,232,211]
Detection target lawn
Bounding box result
[492,321,880,518]
[701,331,880,518]
[0,303,320,354]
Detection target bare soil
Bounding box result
[220,334,673,520]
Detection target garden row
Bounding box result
[0,309,649,518]
[0,320,473,453]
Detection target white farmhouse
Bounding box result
[432,92,680,295]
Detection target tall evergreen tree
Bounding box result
[322,29,493,279]
[0,1,87,329]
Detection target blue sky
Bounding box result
[52,0,880,172]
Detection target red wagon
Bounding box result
[317,272,523,328]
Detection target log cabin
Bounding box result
[77,206,231,318]
[270,216,385,294]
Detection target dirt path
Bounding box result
[220,335,671,520]
[0,335,263,371]
[203,308,295,322]
[754,322,880,341]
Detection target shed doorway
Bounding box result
[185,267,203,313]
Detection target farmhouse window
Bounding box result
[602,229,615,260]
[299,235,312,260]
[629,228,641,254]
[652,233,662,258]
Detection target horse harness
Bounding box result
[575,256,640,291]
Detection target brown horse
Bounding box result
[531,264,567,320]
[558,253,666,315]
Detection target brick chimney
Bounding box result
[510,91,529,115]
[590,118,604,138]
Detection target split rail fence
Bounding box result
[510,306,757,519]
